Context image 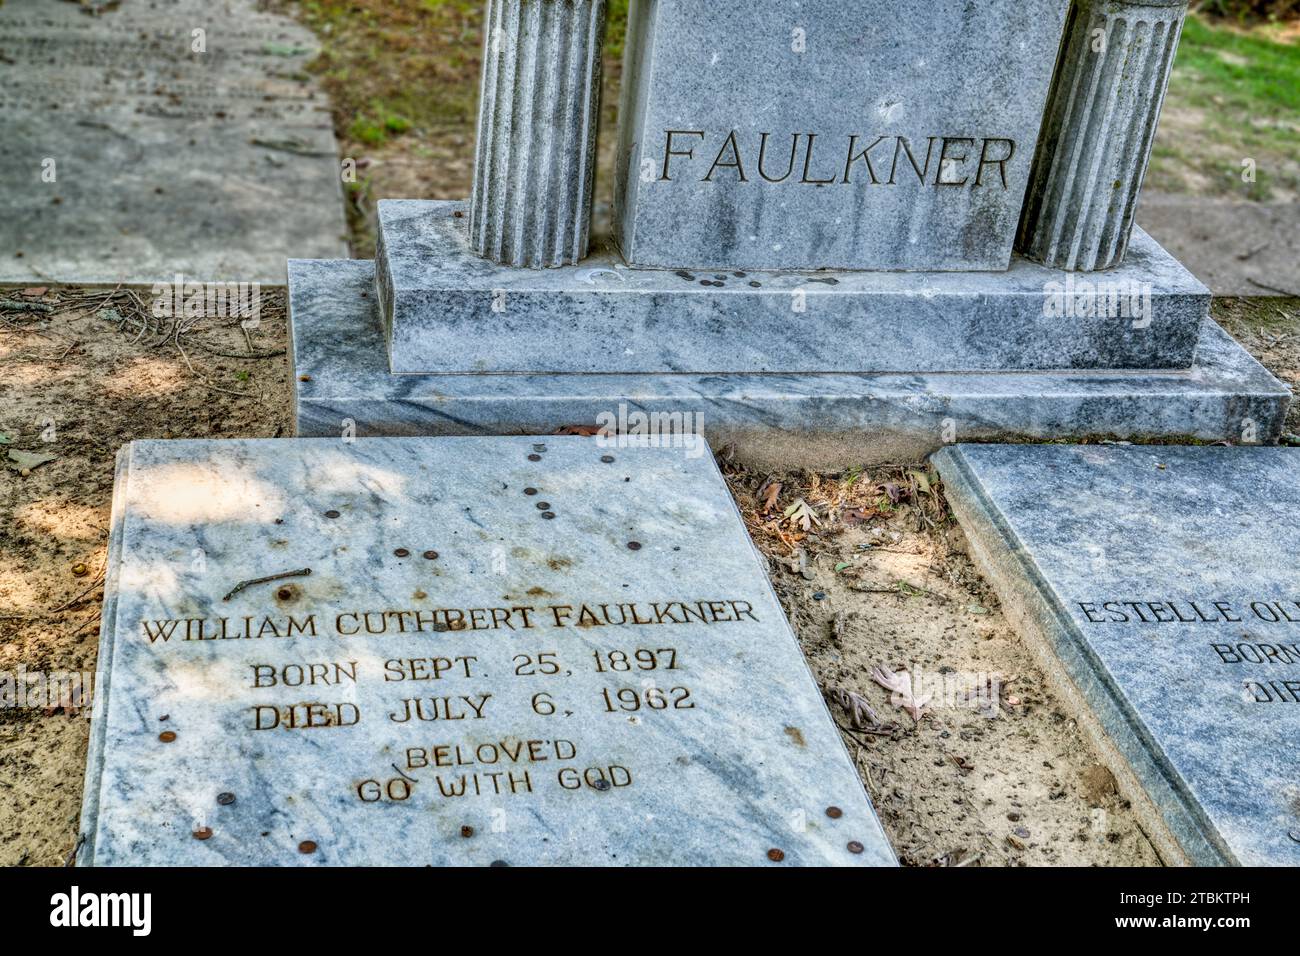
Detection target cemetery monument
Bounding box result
[286,0,1287,468]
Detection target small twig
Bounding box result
[0,298,54,314]
[1133,821,1167,867]
[187,338,286,360]
[175,337,258,397]
[64,834,85,868]
[223,568,312,602]
[1248,277,1300,298]
[49,572,106,614]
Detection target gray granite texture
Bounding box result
[1019,0,1189,272]
[79,437,894,866]
[613,0,1071,272]
[0,0,348,284]
[377,200,1207,374]
[289,258,1290,471]
[470,0,606,268]
[934,443,1300,866]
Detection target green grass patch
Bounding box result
[1174,15,1300,117]
[282,0,631,148]
[1154,12,1300,196]
[283,0,484,145]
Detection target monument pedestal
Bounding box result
[376,201,1207,374]
[288,206,1289,469]
[283,0,1288,465]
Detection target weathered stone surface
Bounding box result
[0,0,347,284]
[289,258,1290,470]
[613,0,1071,272]
[79,437,893,866]
[1018,0,1189,272]
[470,0,606,268]
[377,200,1208,374]
[935,443,1300,866]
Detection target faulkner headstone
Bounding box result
[287,0,1289,468]
[614,0,1070,272]
[79,437,894,866]
[935,443,1300,867]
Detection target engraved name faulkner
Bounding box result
[655,130,1017,187]
[137,597,760,803]
[1077,598,1300,704]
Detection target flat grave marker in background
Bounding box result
[0,0,347,284]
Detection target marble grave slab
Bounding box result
[934,443,1300,866]
[79,437,894,866]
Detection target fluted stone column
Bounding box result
[470,0,606,269]
[1018,0,1188,272]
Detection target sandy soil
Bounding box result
[722,467,1162,866]
[0,289,1294,866]
[0,286,291,866]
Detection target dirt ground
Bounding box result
[0,286,292,866]
[723,468,1163,867]
[4,287,1294,867]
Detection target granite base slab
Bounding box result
[79,436,893,866]
[290,259,1290,470]
[934,444,1300,867]
[376,200,1207,374]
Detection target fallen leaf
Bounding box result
[908,469,933,496]
[841,507,872,525]
[783,498,819,531]
[552,424,602,436]
[21,287,47,297]
[827,686,882,729]
[758,478,782,513]
[871,664,931,721]
[8,449,57,472]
